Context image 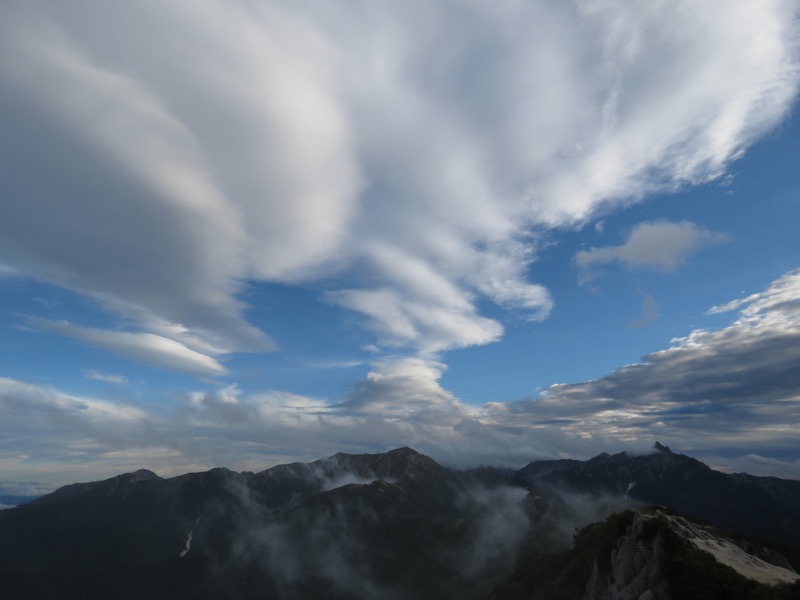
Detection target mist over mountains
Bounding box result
[1,446,798,599]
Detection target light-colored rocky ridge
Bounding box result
[659,512,799,586]
[584,510,798,600]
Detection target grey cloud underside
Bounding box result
[1,1,798,364]
[517,270,800,457]
[3,270,800,482]
[575,220,730,284]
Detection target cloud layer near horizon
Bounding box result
[3,269,800,485]
[1,1,798,364]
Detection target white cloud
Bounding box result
[307,360,364,370]
[5,269,800,488]
[709,270,800,318]
[575,220,729,283]
[512,268,800,463]
[0,1,356,358]
[0,1,796,361]
[327,288,504,353]
[0,482,53,498]
[83,370,128,384]
[0,377,146,427]
[33,319,227,377]
[341,357,470,422]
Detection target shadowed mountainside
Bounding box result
[517,443,800,548]
[1,445,798,599]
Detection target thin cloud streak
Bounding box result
[83,370,128,384]
[31,319,228,377]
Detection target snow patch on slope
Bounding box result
[180,518,200,558]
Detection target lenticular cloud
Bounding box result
[0,0,797,359]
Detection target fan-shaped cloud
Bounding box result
[0,1,796,363]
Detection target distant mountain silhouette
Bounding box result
[517,442,800,548]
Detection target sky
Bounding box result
[1,1,800,491]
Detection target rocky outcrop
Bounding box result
[659,512,799,586]
[583,510,800,599]
[583,513,669,600]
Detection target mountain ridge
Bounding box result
[1,444,799,599]
[516,443,800,547]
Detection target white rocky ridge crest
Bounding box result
[583,511,799,600]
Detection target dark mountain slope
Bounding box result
[0,448,552,600]
[0,466,250,574]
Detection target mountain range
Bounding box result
[518,442,800,548]
[1,445,798,599]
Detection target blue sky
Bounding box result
[2,1,800,490]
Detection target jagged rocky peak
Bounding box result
[654,441,673,454]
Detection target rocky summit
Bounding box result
[1,446,798,599]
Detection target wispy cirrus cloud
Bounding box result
[83,370,128,384]
[0,1,796,363]
[31,319,227,377]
